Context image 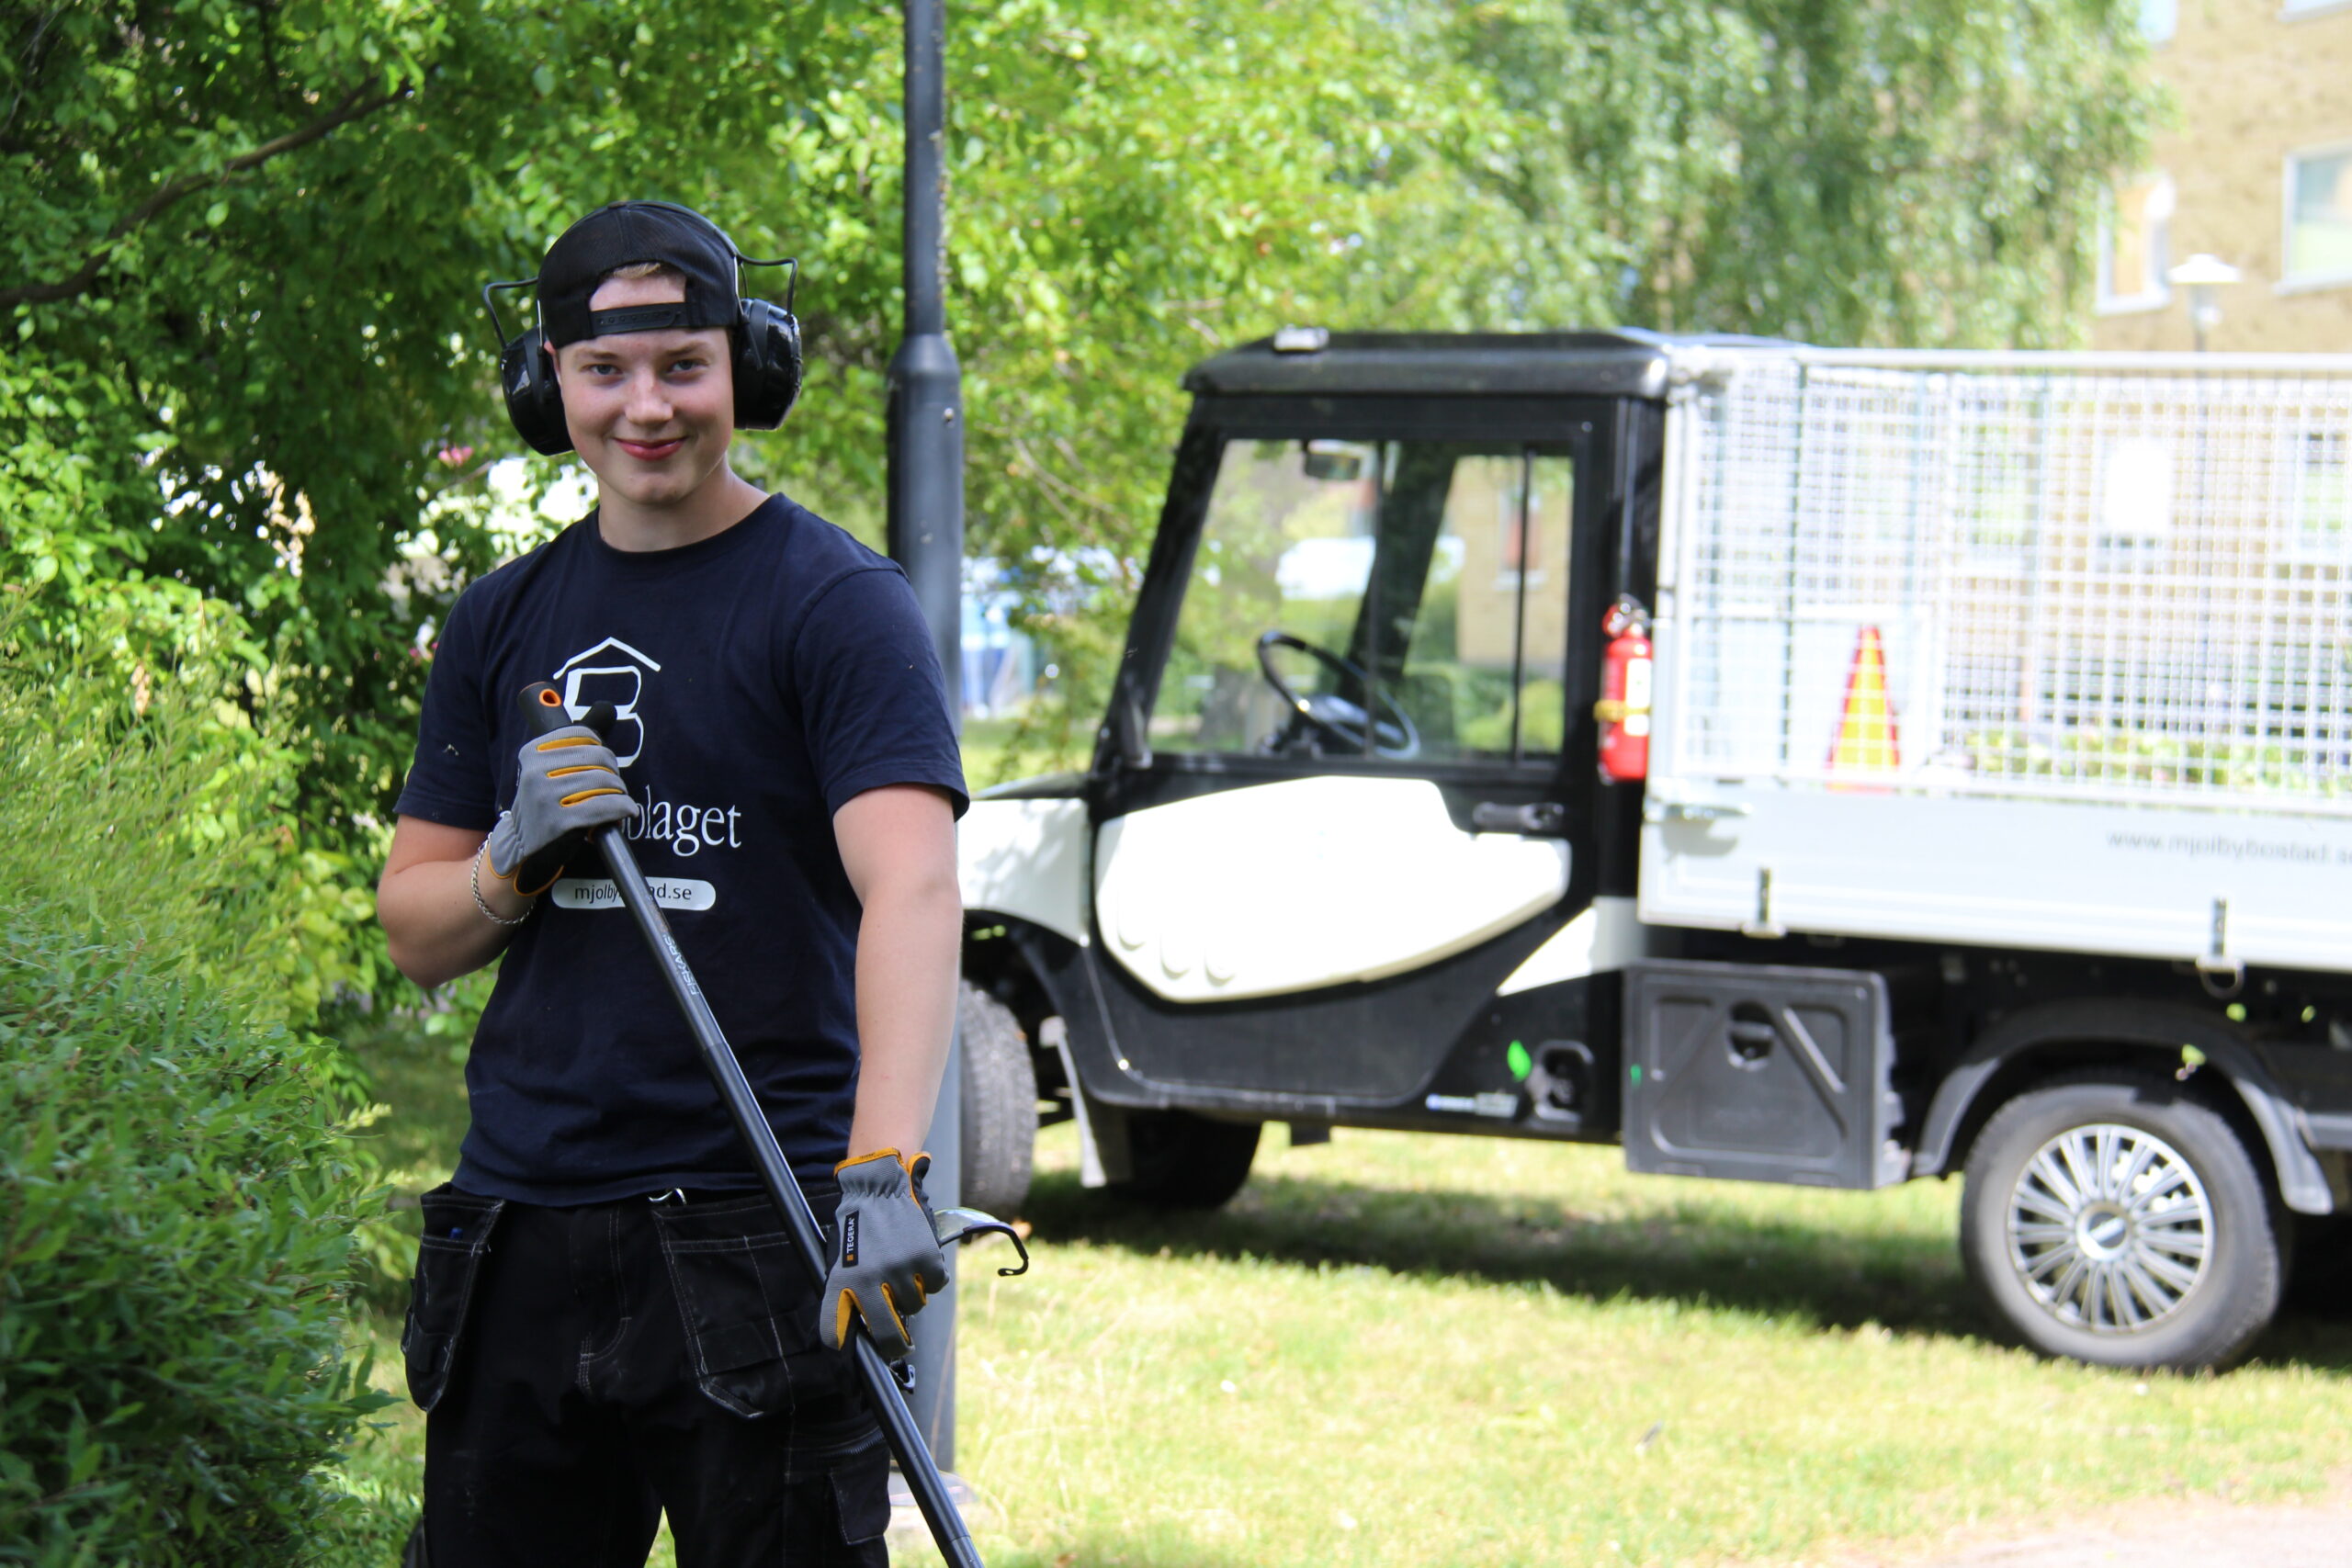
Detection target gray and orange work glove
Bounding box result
[483,724,639,896]
[820,1149,950,1362]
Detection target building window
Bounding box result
[2097,175,2173,314]
[2285,148,2352,288]
[2139,0,2175,41]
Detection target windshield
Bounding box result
[1154,437,1573,765]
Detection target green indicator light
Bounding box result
[1507,1041,1532,1081]
[1629,1064,1643,1084]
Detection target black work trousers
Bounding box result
[402,1183,889,1568]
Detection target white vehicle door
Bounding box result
[1088,426,1600,1099]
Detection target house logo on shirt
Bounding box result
[544,635,738,911]
[553,637,659,767]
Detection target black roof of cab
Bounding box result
[1182,330,1795,401]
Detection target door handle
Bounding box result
[1643,799,1750,824]
[1470,800,1567,834]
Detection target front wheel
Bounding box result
[1115,1111,1261,1209]
[1959,1072,2285,1371]
[956,982,1037,1219]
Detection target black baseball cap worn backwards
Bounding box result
[537,201,743,348]
[481,200,806,457]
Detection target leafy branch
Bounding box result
[0,79,408,310]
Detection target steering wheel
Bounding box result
[1254,631,1420,760]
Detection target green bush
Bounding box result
[0,587,380,1034]
[0,613,393,1565]
[1968,721,2352,800]
[0,921,392,1564]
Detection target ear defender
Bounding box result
[489,307,800,457]
[481,201,804,457]
[498,324,574,457]
[732,298,804,431]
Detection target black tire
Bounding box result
[1116,1111,1261,1209]
[956,982,1036,1219]
[1959,1072,2285,1371]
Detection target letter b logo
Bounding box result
[552,637,662,767]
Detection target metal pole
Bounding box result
[887,0,966,1473]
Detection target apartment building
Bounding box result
[2092,0,2352,352]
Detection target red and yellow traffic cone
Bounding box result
[1827,626,1899,788]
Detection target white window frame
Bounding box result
[2281,141,2352,293]
[2096,173,2174,316]
[2279,0,2352,18]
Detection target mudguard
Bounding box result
[1913,998,2338,1216]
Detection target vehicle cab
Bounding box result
[957,331,1710,1199]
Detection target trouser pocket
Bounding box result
[402,1184,506,1413]
[829,1456,892,1546]
[651,1195,847,1419]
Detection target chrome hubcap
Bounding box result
[2006,1122,2213,1335]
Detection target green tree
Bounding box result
[3,0,2150,995]
[1362,0,2155,344]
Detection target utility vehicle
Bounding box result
[952,332,2352,1371]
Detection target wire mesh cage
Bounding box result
[1662,352,2352,816]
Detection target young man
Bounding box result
[377,201,967,1567]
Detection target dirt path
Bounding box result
[1806,1474,2352,1568]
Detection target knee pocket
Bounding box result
[829,1457,891,1548]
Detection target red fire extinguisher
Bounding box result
[1595,595,1652,783]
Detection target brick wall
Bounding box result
[2091,0,2352,352]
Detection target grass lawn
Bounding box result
[344,1021,2352,1567]
[959,710,1092,794]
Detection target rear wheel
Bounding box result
[956,982,1036,1219]
[1959,1072,2284,1371]
[1116,1111,1261,1209]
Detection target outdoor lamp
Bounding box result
[2165,254,2242,353]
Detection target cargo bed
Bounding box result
[1642,349,2352,975]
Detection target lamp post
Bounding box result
[2166,253,2243,354]
[886,0,967,1475]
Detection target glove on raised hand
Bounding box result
[484,724,639,896]
[820,1149,950,1362]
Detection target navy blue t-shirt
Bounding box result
[393,495,967,1204]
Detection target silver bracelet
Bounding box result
[470,841,533,927]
